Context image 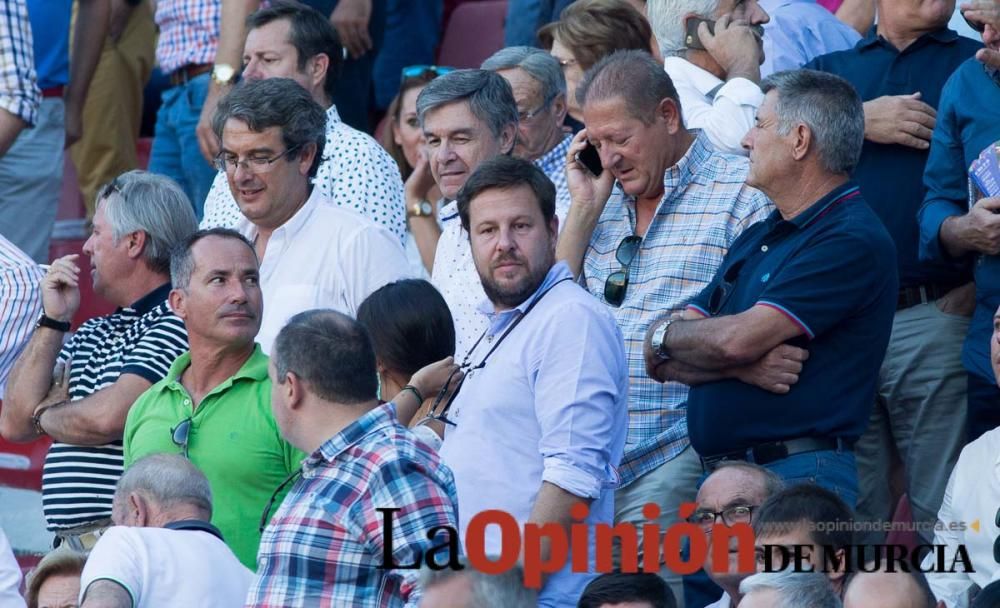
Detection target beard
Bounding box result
[478,251,554,309]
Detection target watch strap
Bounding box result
[37,313,71,333]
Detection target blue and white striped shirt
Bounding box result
[0,233,42,393]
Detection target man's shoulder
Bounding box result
[325,120,397,165]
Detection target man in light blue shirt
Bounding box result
[435,155,628,608]
[759,0,861,76]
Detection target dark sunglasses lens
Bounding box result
[604,271,627,306]
[171,419,191,447]
[616,236,641,267]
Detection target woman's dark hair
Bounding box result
[356,279,456,378]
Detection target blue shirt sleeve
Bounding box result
[756,230,898,340]
[918,69,970,264]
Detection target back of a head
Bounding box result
[753,483,854,552]
[247,0,343,99]
[760,69,865,175]
[537,0,653,70]
[974,579,1000,608]
[708,460,785,499]
[418,561,537,608]
[356,279,456,378]
[481,46,567,101]
[740,570,842,608]
[575,49,680,124]
[272,309,378,404]
[415,68,518,139]
[646,0,718,55]
[843,570,936,608]
[116,453,213,519]
[212,77,328,177]
[577,572,677,608]
[98,171,198,276]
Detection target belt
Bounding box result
[41,85,64,98]
[169,63,212,87]
[700,437,853,471]
[53,518,112,552]
[897,284,953,311]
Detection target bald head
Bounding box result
[843,571,935,608]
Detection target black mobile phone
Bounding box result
[575,141,603,177]
[684,17,716,51]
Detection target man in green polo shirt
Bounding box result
[123,227,304,570]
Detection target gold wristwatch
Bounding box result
[408,199,434,218]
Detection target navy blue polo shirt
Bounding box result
[685,182,898,457]
[806,28,980,288]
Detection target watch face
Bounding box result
[214,64,236,83]
[420,201,433,215]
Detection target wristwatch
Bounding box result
[211,63,238,87]
[408,199,434,218]
[36,312,71,333]
[650,318,674,361]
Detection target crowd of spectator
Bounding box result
[0,0,999,607]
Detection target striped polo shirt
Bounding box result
[41,284,188,531]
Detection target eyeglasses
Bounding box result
[554,56,578,69]
[687,504,757,529]
[401,65,456,82]
[604,235,642,307]
[259,469,303,533]
[708,259,747,316]
[171,417,192,458]
[100,177,125,202]
[963,10,987,33]
[518,92,557,123]
[213,145,302,174]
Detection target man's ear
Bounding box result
[791,123,812,162]
[128,492,150,527]
[297,142,319,176]
[499,123,517,155]
[284,371,306,411]
[658,97,683,134]
[308,53,330,94]
[125,230,148,261]
[551,92,568,124]
[169,288,187,319]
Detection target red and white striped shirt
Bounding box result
[154,0,221,74]
[0,234,42,393]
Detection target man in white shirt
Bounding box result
[436,156,628,608]
[79,453,252,608]
[414,69,518,361]
[200,1,406,242]
[0,526,25,608]
[646,0,770,155]
[211,77,408,352]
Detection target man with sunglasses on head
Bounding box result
[644,70,896,503]
[1,171,197,552]
[557,50,770,604]
[209,77,408,353]
[433,155,628,608]
[122,228,304,569]
[200,1,406,243]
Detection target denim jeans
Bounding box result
[147,72,217,217]
[763,449,859,508]
[503,0,575,47]
[373,0,442,110]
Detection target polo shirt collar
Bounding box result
[120,282,171,316]
[786,181,861,230]
[858,25,959,51]
[313,403,396,464]
[158,344,268,396]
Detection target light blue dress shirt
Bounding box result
[760,0,861,77]
[439,261,629,608]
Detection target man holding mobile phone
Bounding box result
[647,0,770,155]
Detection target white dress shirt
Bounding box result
[705,591,733,608]
[0,527,25,608]
[238,187,409,353]
[663,57,763,156]
[439,262,629,608]
[924,427,1000,607]
[202,105,407,241]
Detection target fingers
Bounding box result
[567,129,590,158]
[776,344,809,361]
[976,196,1000,211]
[196,123,220,165]
[978,48,1000,70]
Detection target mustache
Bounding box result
[218,305,255,318]
[491,253,525,268]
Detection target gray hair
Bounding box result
[169,228,257,290]
[212,77,327,178]
[760,69,864,175]
[481,46,567,101]
[419,558,537,607]
[576,49,681,124]
[25,548,88,608]
[115,453,213,518]
[646,0,719,54]
[739,571,842,608]
[712,461,785,498]
[97,171,198,276]
[415,69,519,139]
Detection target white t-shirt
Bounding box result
[79,526,253,608]
[0,527,25,608]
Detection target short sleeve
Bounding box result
[119,311,188,384]
[756,230,897,339]
[79,527,143,605]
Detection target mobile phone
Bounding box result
[575,141,603,177]
[685,17,716,51]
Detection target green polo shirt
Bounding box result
[123,345,304,570]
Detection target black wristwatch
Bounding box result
[37,313,71,333]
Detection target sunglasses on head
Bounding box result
[100,177,125,202]
[400,65,456,82]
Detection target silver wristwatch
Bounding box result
[650,318,674,360]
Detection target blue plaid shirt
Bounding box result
[247,404,458,608]
[0,0,39,125]
[582,132,772,485]
[536,133,573,219]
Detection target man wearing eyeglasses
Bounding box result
[689,462,784,608]
[644,70,897,504]
[200,1,406,243]
[209,77,408,353]
[122,228,304,569]
[557,50,771,603]
[482,47,575,219]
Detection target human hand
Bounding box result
[700,14,763,83]
[330,0,372,59]
[196,83,226,164]
[956,197,1000,255]
[404,148,437,205]
[735,344,809,394]
[565,129,615,217]
[409,357,463,401]
[41,255,82,323]
[862,93,936,149]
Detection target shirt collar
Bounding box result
[535,134,573,172]
[784,181,861,230]
[120,283,171,316]
[858,25,959,50]
[158,344,269,395]
[663,56,723,97]
[313,403,397,465]
[476,261,572,328]
[239,186,323,243]
[326,104,342,126]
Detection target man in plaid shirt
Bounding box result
[248,309,458,608]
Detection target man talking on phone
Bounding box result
[556,50,771,605]
[646,0,770,156]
